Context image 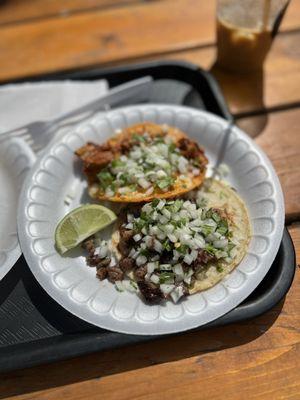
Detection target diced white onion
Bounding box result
[145,187,154,195]
[147,262,156,274]
[178,156,188,173]
[115,281,124,292]
[150,274,160,284]
[162,208,171,219]
[138,178,151,189]
[160,284,175,295]
[154,239,163,253]
[170,286,184,303]
[168,233,177,243]
[183,253,194,265]
[136,255,147,266]
[118,187,130,195]
[160,264,172,270]
[156,170,167,178]
[213,239,228,249]
[133,234,142,242]
[157,200,166,210]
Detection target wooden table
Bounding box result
[0,1,299,399]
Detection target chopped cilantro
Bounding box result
[111,159,125,169]
[133,134,146,142]
[212,212,221,223]
[97,170,113,189]
[163,239,172,251]
[159,272,175,283]
[205,244,216,255]
[176,244,189,254]
[152,198,160,207]
[156,176,175,190]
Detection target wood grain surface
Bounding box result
[153,31,299,115]
[240,108,300,222]
[0,224,299,400]
[0,0,299,399]
[0,0,299,82]
[0,0,141,25]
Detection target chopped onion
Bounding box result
[170,286,185,303]
[157,199,166,210]
[178,156,188,173]
[145,187,154,195]
[138,178,151,189]
[115,281,124,292]
[156,169,167,178]
[162,208,171,219]
[154,239,163,253]
[136,255,147,266]
[160,284,175,295]
[213,239,228,249]
[160,264,172,271]
[168,233,177,243]
[147,262,156,274]
[150,274,160,284]
[164,224,175,234]
[133,233,142,242]
[183,253,194,265]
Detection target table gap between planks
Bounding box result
[0,1,299,400]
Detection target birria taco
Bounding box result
[75,122,208,202]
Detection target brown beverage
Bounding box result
[216,0,286,73]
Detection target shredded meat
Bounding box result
[107,266,124,283]
[118,228,135,256]
[138,281,163,304]
[96,267,108,280]
[87,255,111,268]
[178,137,204,159]
[134,265,147,281]
[119,257,135,272]
[193,250,216,272]
[82,238,95,253]
[75,142,115,183]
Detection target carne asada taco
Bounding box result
[75,122,208,203]
[82,179,251,304]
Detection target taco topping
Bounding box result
[75,123,208,202]
[82,196,237,304]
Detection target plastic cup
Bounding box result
[216,0,290,72]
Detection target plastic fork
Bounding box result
[0,76,153,153]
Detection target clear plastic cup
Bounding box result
[216,0,290,72]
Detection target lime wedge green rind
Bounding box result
[55,204,117,255]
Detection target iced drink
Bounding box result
[216,0,289,72]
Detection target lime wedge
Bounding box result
[55,204,117,255]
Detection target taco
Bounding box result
[75,122,208,202]
[82,179,251,304]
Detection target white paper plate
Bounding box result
[18,105,284,335]
[0,138,35,280]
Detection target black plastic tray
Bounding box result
[0,61,296,373]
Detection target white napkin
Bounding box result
[0,79,108,132]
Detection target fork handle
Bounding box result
[52,76,153,126]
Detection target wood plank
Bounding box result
[0,0,299,29]
[1,224,299,400]
[0,0,140,25]
[0,0,299,82]
[161,30,300,115]
[238,108,300,222]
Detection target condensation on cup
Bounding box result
[216,0,290,73]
